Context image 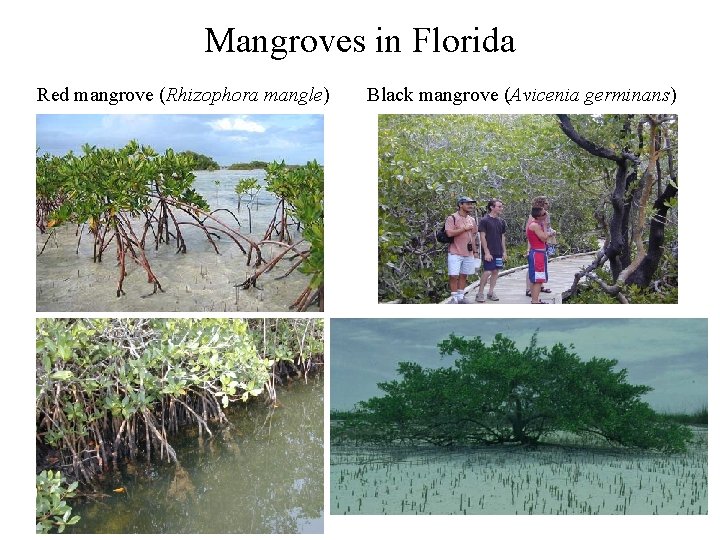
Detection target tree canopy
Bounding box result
[177,150,219,170]
[378,114,678,303]
[332,333,692,452]
[228,160,270,170]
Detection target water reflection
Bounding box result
[71,376,323,533]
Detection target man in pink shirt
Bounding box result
[445,196,479,304]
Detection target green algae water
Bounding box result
[70,376,323,533]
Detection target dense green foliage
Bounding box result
[36,470,81,533]
[36,318,323,483]
[178,150,219,170]
[333,333,692,453]
[228,160,269,170]
[378,115,678,303]
[567,277,679,304]
[36,141,210,295]
[37,141,207,231]
[262,161,324,310]
[247,318,324,381]
[660,406,708,426]
[35,152,67,233]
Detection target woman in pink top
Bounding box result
[525,196,555,296]
[526,206,556,304]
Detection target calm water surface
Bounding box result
[71,376,323,533]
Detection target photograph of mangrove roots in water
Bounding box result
[36,318,323,534]
[330,319,707,515]
[36,115,324,312]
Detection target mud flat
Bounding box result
[331,429,707,515]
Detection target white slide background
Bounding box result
[5,1,716,538]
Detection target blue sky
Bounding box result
[36,115,323,166]
[330,319,708,413]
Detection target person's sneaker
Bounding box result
[475,293,486,303]
[458,297,472,304]
[448,297,458,304]
[486,292,500,301]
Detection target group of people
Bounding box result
[445,195,556,304]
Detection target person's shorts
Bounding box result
[482,256,504,272]
[448,253,477,276]
[528,249,548,283]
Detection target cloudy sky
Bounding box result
[330,319,707,413]
[36,114,323,166]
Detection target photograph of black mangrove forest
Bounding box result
[378,114,678,304]
[36,318,323,533]
[330,319,707,515]
[36,115,324,312]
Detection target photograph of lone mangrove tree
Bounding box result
[36,318,323,533]
[330,319,707,515]
[378,114,678,304]
[36,114,324,311]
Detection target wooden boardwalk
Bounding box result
[442,252,599,304]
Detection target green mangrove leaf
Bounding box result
[51,371,74,381]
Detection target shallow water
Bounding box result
[331,429,707,515]
[36,170,317,312]
[70,375,323,533]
